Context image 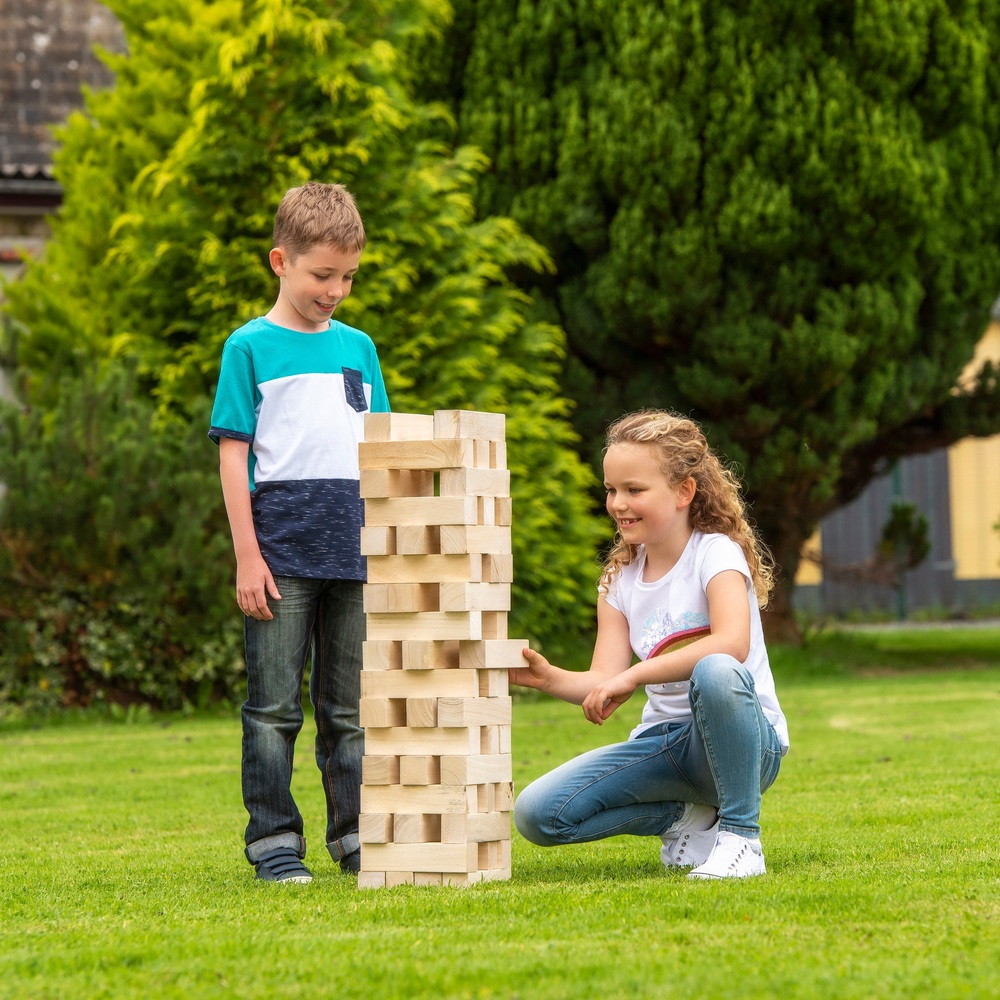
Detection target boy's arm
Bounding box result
[219,437,281,620]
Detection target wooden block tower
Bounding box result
[356,409,522,888]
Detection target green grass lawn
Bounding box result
[2,628,999,999]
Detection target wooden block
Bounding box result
[399,755,441,785]
[401,640,461,670]
[442,871,487,887]
[395,525,441,555]
[494,496,513,525]
[477,496,496,526]
[439,753,512,786]
[437,696,512,727]
[364,583,439,614]
[359,468,435,499]
[481,612,508,640]
[439,467,510,497]
[364,726,481,757]
[364,412,435,442]
[384,871,415,887]
[360,697,406,728]
[433,409,506,441]
[480,726,502,755]
[365,496,478,527]
[359,439,474,471]
[478,670,509,697]
[367,611,482,642]
[439,525,511,555]
[362,783,478,814]
[359,812,394,843]
[357,870,386,889]
[362,668,479,699]
[405,697,438,728]
[439,582,510,612]
[362,640,403,671]
[362,842,479,874]
[360,525,395,556]
[482,554,513,584]
[393,813,442,844]
[458,639,529,670]
[496,782,515,810]
[413,872,444,886]
[479,841,500,869]
[367,554,482,585]
[362,754,400,785]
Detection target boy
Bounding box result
[209,182,390,882]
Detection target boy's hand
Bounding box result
[581,669,639,725]
[236,556,281,620]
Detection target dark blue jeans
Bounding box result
[241,577,364,865]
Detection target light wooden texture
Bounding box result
[359,438,473,471]
[366,554,482,584]
[438,467,510,497]
[364,495,479,527]
[366,611,482,642]
[359,468,435,498]
[439,753,512,785]
[363,582,439,614]
[363,726,481,756]
[362,842,479,873]
[437,696,512,727]
[439,525,511,555]
[433,409,505,441]
[364,412,435,442]
[439,582,511,612]
[361,668,480,699]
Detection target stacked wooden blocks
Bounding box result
[357,409,522,888]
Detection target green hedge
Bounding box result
[0,366,244,717]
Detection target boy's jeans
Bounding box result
[241,576,364,865]
[514,654,783,845]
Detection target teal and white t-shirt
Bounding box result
[605,532,789,751]
[209,316,390,580]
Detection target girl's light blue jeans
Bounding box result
[514,654,783,844]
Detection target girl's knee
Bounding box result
[513,780,568,847]
[690,654,752,704]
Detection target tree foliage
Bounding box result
[419,0,1000,631]
[1,0,604,702]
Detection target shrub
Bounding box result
[0,365,244,717]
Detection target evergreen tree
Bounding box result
[421,0,1000,633]
[2,0,603,661]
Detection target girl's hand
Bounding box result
[509,647,551,690]
[582,669,639,725]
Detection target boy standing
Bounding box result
[209,182,390,882]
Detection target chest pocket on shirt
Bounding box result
[342,367,368,413]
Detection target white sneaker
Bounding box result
[660,803,720,869]
[687,830,766,879]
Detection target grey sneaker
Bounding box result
[253,847,313,884]
[687,831,766,880]
[660,803,719,869]
[339,849,361,874]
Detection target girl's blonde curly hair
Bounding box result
[599,410,775,608]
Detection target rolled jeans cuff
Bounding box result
[327,834,360,862]
[245,833,307,864]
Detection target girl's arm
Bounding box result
[511,596,634,706]
[581,569,750,724]
[219,437,281,620]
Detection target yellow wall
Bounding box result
[798,320,1000,586]
[948,322,1000,581]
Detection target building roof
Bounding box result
[0,0,125,186]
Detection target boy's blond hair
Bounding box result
[600,409,776,608]
[272,182,366,259]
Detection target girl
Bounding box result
[511,410,789,879]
